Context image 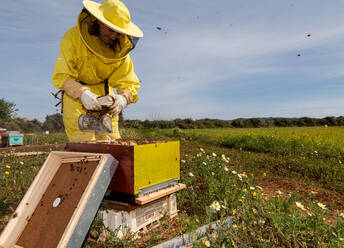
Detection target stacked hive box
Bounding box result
[66,139,185,236]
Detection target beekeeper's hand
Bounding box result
[80,90,102,111]
[108,94,127,116]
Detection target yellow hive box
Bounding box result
[66,140,180,195]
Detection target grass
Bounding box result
[0,127,343,247]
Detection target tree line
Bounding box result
[120,116,344,129]
[0,98,343,133]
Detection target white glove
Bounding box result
[109,94,127,116]
[80,90,102,111]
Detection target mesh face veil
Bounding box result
[78,10,140,60]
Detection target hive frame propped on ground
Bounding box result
[0,151,118,248]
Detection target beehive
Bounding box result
[66,140,180,195]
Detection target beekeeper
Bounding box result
[52,0,143,142]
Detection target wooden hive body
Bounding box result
[66,140,180,195]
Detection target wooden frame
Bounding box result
[0,151,118,248]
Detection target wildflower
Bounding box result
[4,171,9,175]
[263,172,267,177]
[317,202,327,210]
[253,192,257,197]
[231,170,237,175]
[211,172,215,176]
[296,202,306,211]
[221,154,229,163]
[339,213,344,218]
[196,153,201,157]
[258,219,265,225]
[250,186,255,190]
[243,188,247,192]
[232,209,236,215]
[181,160,186,163]
[203,240,210,247]
[276,190,282,195]
[241,172,248,178]
[189,172,194,177]
[237,174,242,180]
[224,166,229,172]
[212,152,217,157]
[232,224,238,229]
[252,208,257,214]
[200,148,205,153]
[211,201,221,211]
[256,186,263,191]
[5,165,11,169]
[202,162,207,165]
[306,210,313,216]
[20,161,24,165]
[206,155,210,160]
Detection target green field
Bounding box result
[0,127,343,247]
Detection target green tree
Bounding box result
[42,113,64,132]
[0,98,18,120]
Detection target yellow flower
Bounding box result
[250,186,255,190]
[252,208,257,214]
[253,192,257,197]
[263,172,267,177]
[20,161,24,165]
[232,224,238,229]
[4,171,9,175]
[203,240,210,247]
[339,213,344,218]
[243,188,247,192]
[5,165,11,169]
[256,186,263,191]
[232,209,236,215]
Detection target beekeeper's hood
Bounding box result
[78,0,143,60]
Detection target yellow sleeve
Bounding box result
[52,28,79,90]
[108,55,140,104]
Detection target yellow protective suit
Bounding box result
[52,11,140,142]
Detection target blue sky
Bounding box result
[0,0,344,121]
